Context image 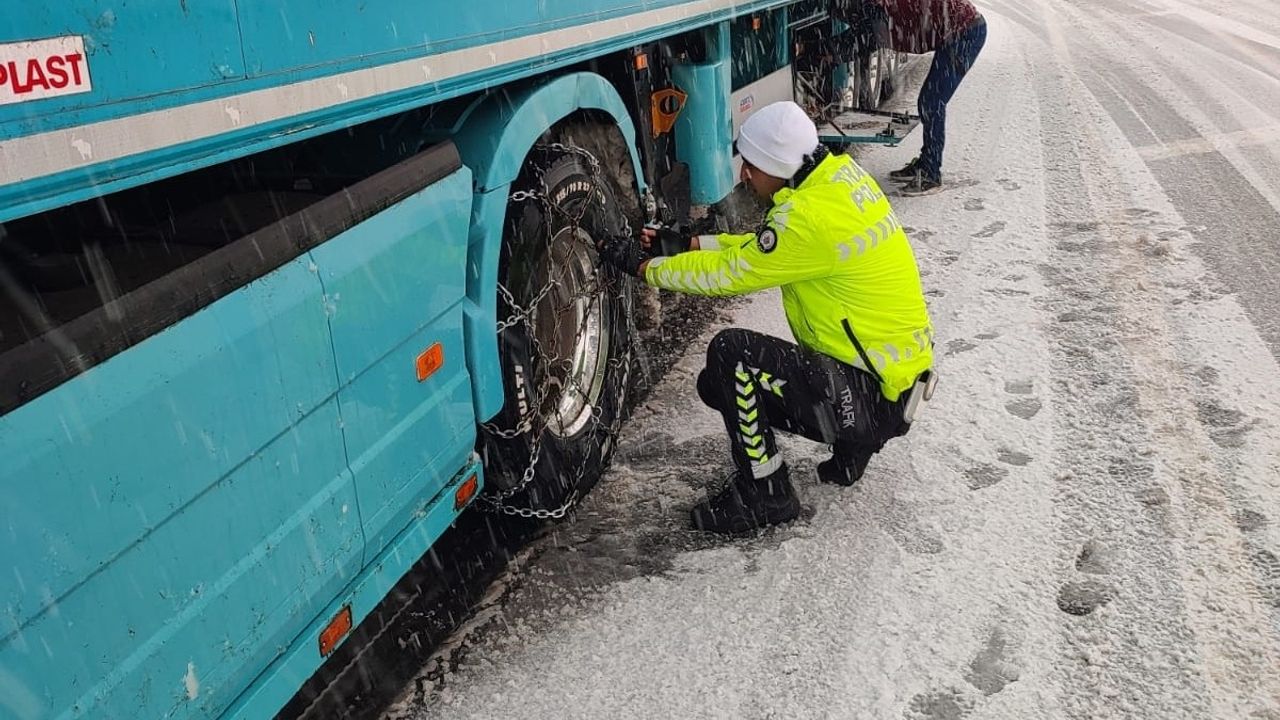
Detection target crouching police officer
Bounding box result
[599,101,935,534]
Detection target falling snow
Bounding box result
[374,1,1280,718]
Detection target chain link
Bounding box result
[479,141,633,520]
[493,281,558,334]
[540,141,603,175]
[482,432,544,501]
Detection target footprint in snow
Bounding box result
[1050,220,1101,234]
[972,221,1006,238]
[945,339,978,356]
[904,226,937,242]
[1249,549,1280,610]
[904,689,974,720]
[996,178,1022,191]
[1235,509,1268,533]
[1057,578,1116,616]
[1191,364,1218,384]
[996,448,1032,466]
[1122,207,1160,220]
[1136,486,1170,507]
[985,287,1031,297]
[937,250,962,266]
[965,623,1022,696]
[1075,538,1115,575]
[963,198,985,211]
[1195,398,1259,449]
[964,463,1008,490]
[1004,397,1042,420]
[1003,394,1044,417]
[1004,380,1034,395]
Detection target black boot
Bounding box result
[817,449,874,487]
[690,465,800,534]
[901,172,943,196]
[889,157,921,181]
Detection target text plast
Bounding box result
[0,36,92,106]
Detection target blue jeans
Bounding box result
[918,18,987,180]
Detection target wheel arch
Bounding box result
[428,72,646,194]
[423,72,645,423]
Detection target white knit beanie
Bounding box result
[736,101,820,179]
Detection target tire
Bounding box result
[879,51,904,105]
[857,47,906,109]
[482,145,634,515]
[855,49,883,110]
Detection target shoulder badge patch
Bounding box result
[757,228,778,253]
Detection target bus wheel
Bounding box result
[857,48,885,109]
[879,51,903,105]
[481,144,634,519]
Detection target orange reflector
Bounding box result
[650,87,688,138]
[634,52,649,71]
[318,605,352,657]
[752,16,762,30]
[455,474,479,510]
[415,343,444,382]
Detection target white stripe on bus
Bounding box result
[0,0,776,188]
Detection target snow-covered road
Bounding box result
[387,0,1280,717]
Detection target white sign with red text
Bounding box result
[0,36,92,106]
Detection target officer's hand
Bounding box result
[641,223,692,256]
[597,233,647,277]
[639,226,659,251]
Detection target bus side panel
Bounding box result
[236,0,707,78]
[237,1,541,77]
[0,3,244,122]
[309,168,477,560]
[0,258,362,720]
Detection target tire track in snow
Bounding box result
[1029,67,1212,720]
[1073,0,1280,220]
[1046,0,1280,359]
[1044,0,1280,653]
[1032,0,1280,715]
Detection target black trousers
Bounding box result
[697,328,907,479]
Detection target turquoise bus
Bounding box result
[0,3,902,718]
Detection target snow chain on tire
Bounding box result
[478,142,637,520]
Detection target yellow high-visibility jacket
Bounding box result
[644,152,934,401]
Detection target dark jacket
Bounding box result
[840,0,982,54]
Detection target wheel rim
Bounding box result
[530,225,612,439]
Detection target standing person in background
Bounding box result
[837,0,987,196]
